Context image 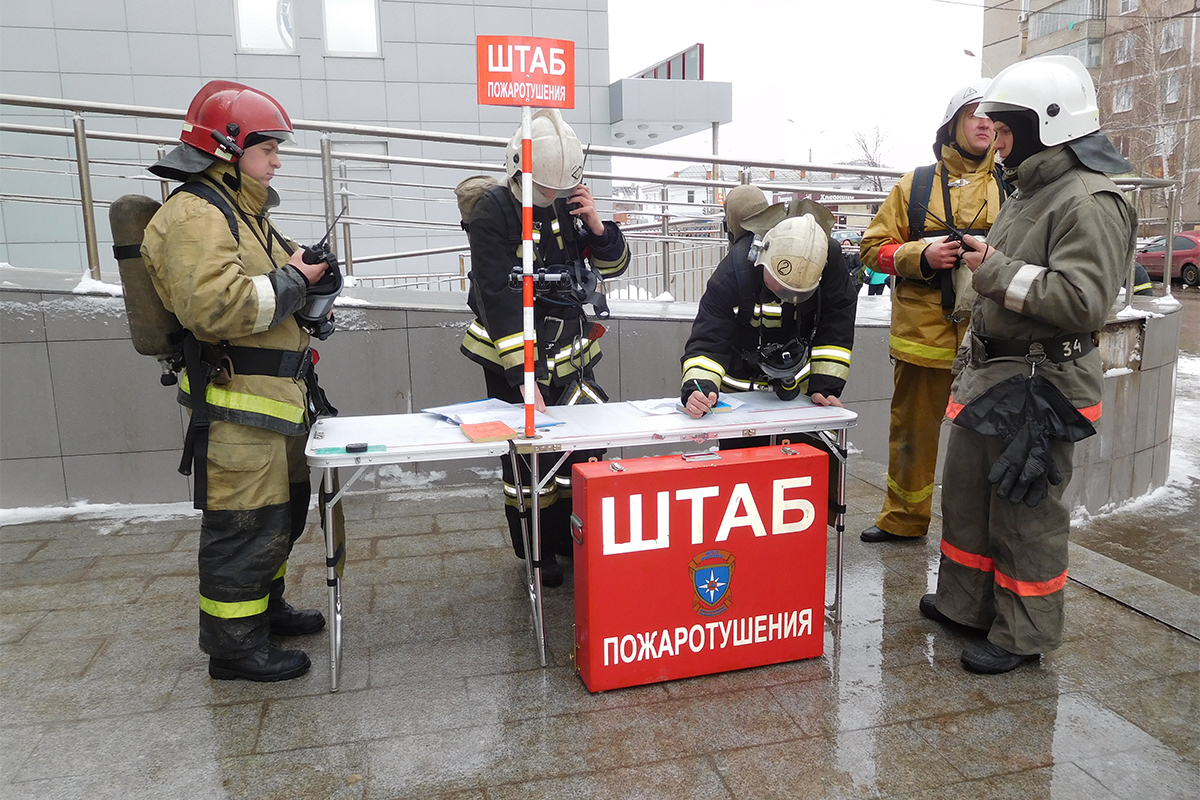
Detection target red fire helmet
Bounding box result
[179,80,294,163]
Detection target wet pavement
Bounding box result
[2,443,1197,799]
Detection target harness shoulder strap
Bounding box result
[907,163,937,242]
[172,182,239,244]
[734,250,758,328]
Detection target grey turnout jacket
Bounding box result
[947,145,1136,423]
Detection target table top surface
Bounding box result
[306,393,857,468]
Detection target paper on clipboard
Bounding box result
[423,398,563,428]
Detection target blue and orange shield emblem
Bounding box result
[689,549,735,617]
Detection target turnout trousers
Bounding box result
[935,425,1074,655]
[875,360,954,538]
[199,420,311,658]
[482,370,605,559]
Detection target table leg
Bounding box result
[322,467,343,691]
[828,430,848,624]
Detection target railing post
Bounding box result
[71,114,101,280]
[320,133,338,257]
[1163,184,1179,299]
[156,145,169,203]
[660,185,670,295]
[338,160,353,275]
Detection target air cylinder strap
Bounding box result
[179,331,211,510]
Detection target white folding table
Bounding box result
[306,392,856,692]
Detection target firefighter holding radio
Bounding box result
[460,109,630,588]
[140,81,336,682]
[681,189,856,420]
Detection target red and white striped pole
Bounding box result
[520,105,536,438]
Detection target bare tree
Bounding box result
[844,126,890,214]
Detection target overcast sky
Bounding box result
[607,0,989,178]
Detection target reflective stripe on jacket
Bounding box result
[681,232,856,398]
[461,186,629,387]
[141,162,312,435]
[948,146,1136,417]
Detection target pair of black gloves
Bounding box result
[954,374,1096,508]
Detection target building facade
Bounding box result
[0,0,621,277]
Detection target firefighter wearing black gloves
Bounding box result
[681,195,856,422]
[141,81,332,682]
[920,56,1136,674]
[460,109,629,588]
[860,80,1004,544]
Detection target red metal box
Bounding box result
[572,444,828,692]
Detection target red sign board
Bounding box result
[572,445,828,692]
[476,35,575,109]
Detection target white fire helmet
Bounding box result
[505,109,585,202]
[755,215,828,302]
[976,55,1099,146]
[936,79,992,144]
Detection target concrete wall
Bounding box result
[0,281,1181,515]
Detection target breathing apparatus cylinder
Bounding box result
[110,194,184,385]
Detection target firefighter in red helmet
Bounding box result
[141,81,334,682]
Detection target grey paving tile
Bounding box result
[882,762,1120,800]
[908,693,1162,782]
[10,703,263,782]
[0,609,47,644]
[1093,673,1200,765]
[713,725,964,799]
[1074,743,1200,800]
[483,757,734,800]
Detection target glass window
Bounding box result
[1119,0,1140,13]
[1161,21,1183,53]
[1113,85,1133,113]
[236,0,296,53]
[1029,0,1103,40]
[1163,72,1181,104]
[1115,35,1135,64]
[1174,236,1193,251]
[324,0,379,56]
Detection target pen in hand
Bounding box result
[693,381,712,416]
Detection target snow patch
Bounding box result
[0,500,199,528]
[74,272,124,297]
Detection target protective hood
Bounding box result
[1065,130,1133,174]
[148,143,219,182]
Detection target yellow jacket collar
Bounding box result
[202,161,280,214]
[939,144,996,178]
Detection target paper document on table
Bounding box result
[627,398,680,415]
[423,398,562,428]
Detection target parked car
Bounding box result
[1135,232,1200,286]
[832,229,863,250]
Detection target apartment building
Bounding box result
[982,0,1199,233]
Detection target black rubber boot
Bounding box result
[266,597,326,636]
[209,644,311,682]
[860,525,914,542]
[961,641,1041,674]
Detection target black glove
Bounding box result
[987,418,1064,508]
[773,379,803,402]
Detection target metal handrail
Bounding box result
[1,92,1183,299]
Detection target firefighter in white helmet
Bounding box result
[681,199,856,429]
[141,81,334,682]
[859,79,1007,544]
[460,109,630,588]
[925,56,1135,673]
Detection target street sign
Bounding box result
[476,35,575,109]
